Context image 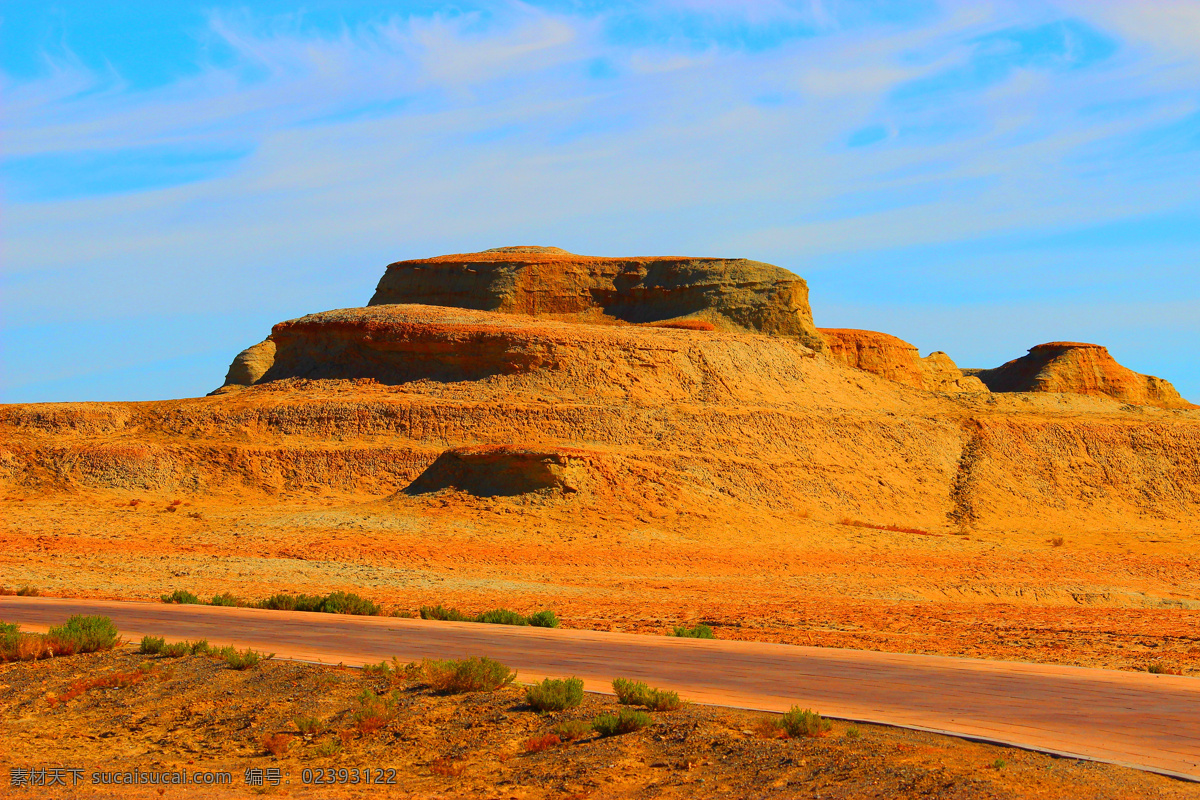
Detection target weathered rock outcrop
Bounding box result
[212,304,841,407]
[404,445,609,497]
[969,342,1195,410]
[921,351,989,393]
[819,329,987,393]
[220,339,276,390]
[368,247,826,352]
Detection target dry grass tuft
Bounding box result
[262,733,293,757]
[523,733,561,753]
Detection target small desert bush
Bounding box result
[209,592,242,607]
[475,608,528,626]
[354,689,400,733]
[643,688,683,712]
[526,610,560,628]
[1148,663,1182,675]
[313,739,341,757]
[523,733,561,753]
[256,591,382,616]
[419,604,472,622]
[526,677,584,712]
[845,725,862,740]
[612,678,682,711]
[671,623,715,639]
[161,641,190,658]
[0,624,50,663]
[139,635,166,655]
[363,658,413,683]
[46,615,119,655]
[221,646,271,670]
[992,758,1006,770]
[420,657,516,694]
[612,677,649,705]
[161,589,201,605]
[0,586,40,597]
[1050,537,1065,547]
[554,719,593,741]
[294,715,325,735]
[262,733,293,757]
[592,709,652,737]
[190,639,212,655]
[778,707,831,738]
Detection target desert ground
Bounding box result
[2,645,1197,799]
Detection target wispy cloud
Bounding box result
[2,0,1198,401]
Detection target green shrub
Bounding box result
[845,725,861,740]
[419,604,472,622]
[554,719,593,741]
[222,646,271,670]
[46,615,119,654]
[161,590,201,605]
[612,678,649,705]
[316,591,383,616]
[256,593,317,612]
[139,636,165,655]
[17,586,39,597]
[643,688,683,712]
[671,623,715,639]
[294,715,325,735]
[0,621,19,636]
[251,591,381,615]
[420,657,516,694]
[592,709,652,737]
[161,641,189,658]
[475,608,528,626]
[209,593,242,607]
[354,689,400,733]
[526,610,560,628]
[526,677,584,712]
[190,639,212,655]
[778,707,830,738]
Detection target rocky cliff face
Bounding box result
[969,342,1194,410]
[819,329,987,393]
[368,247,826,352]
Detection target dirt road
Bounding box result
[4,596,1197,781]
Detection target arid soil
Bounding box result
[1,646,1196,799]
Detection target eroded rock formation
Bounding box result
[404,445,608,497]
[819,329,987,393]
[211,304,832,406]
[368,247,826,352]
[968,342,1195,410]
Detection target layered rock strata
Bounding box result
[968,342,1194,410]
[368,247,826,352]
[819,329,987,393]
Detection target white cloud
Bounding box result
[2,1,1199,400]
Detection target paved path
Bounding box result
[4,596,1198,780]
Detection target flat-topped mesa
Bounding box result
[819,328,987,393]
[368,247,826,352]
[968,342,1195,410]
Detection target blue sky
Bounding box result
[2,0,1198,403]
